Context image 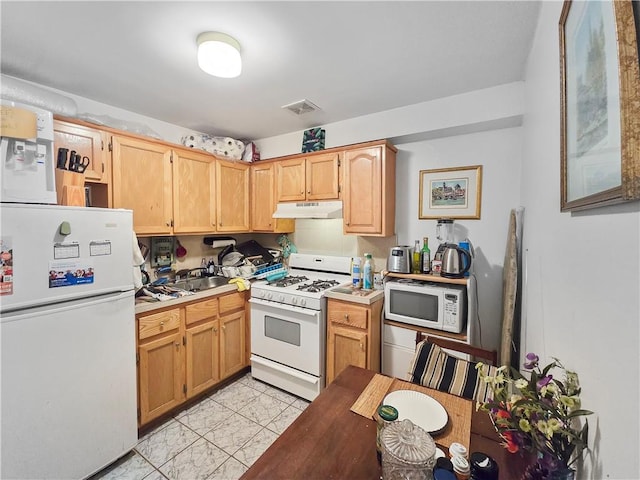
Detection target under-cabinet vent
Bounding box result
[281,99,321,115]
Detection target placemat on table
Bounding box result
[349,374,394,419]
[350,375,472,449]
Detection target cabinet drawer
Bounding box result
[219,292,244,315]
[328,304,368,329]
[138,308,181,340]
[185,298,218,326]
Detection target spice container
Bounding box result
[374,404,398,461]
[381,419,436,480]
[448,442,468,460]
[451,455,470,480]
[469,452,498,480]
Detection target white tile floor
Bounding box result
[91,373,309,480]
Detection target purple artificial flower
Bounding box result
[537,375,553,390]
[524,353,539,370]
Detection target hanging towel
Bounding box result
[133,233,145,289]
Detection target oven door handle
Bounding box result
[249,297,320,317]
[250,355,319,385]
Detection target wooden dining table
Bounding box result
[241,365,529,479]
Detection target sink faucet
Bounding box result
[175,267,208,280]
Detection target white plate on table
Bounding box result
[383,390,448,434]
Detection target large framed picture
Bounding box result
[419,165,482,219]
[560,0,640,211]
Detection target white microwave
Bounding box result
[384,278,466,333]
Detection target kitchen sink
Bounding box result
[170,276,229,292]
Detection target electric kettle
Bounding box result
[440,244,471,278]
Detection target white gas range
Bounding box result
[249,253,352,401]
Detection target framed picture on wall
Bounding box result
[559,0,640,211]
[418,165,482,219]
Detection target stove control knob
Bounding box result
[291,297,297,305]
[266,292,273,300]
[279,295,285,302]
[258,291,264,299]
[300,298,306,307]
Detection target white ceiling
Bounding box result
[1,1,541,141]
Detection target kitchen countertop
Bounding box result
[324,283,384,305]
[135,282,240,314]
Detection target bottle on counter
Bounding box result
[412,240,421,274]
[351,257,362,288]
[421,237,431,274]
[363,253,374,290]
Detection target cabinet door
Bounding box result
[216,160,250,232]
[251,163,294,233]
[343,147,382,234]
[173,149,216,234]
[53,120,108,182]
[276,158,306,202]
[251,162,276,231]
[220,310,246,379]
[306,152,340,200]
[326,325,368,384]
[111,135,173,235]
[138,331,184,425]
[186,319,220,398]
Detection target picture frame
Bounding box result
[419,165,482,219]
[559,0,640,212]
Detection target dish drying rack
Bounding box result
[251,263,288,282]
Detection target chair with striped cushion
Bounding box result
[407,334,498,403]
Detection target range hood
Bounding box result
[272,200,343,219]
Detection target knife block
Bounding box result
[55,169,86,207]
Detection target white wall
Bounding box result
[257,85,526,352]
[394,128,522,351]
[521,3,640,478]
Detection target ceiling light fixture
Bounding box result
[197,32,242,78]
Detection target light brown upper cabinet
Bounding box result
[216,159,250,232]
[112,135,219,236]
[276,152,340,202]
[111,135,173,235]
[251,162,295,233]
[343,142,396,236]
[53,119,109,183]
[172,149,216,234]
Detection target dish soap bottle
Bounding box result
[421,237,431,274]
[363,253,374,290]
[352,257,362,288]
[412,240,421,274]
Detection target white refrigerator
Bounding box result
[0,204,138,479]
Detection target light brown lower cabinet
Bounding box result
[326,298,383,384]
[136,291,247,427]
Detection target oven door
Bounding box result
[249,297,324,376]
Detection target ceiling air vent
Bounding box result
[281,99,321,115]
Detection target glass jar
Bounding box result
[381,419,436,480]
[375,404,398,461]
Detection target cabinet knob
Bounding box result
[160,321,164,326]
[222,325,226,332]
[307,190,310,194]
[213,327,218,333]
[166,221,170,227]
[344,314,349,321]
[219,222,222,227]
[360,343,364,351]
[300,191,304,195]
[175,342,180,347]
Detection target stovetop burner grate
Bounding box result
[267,275,309,288]
[296,279,340,293]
